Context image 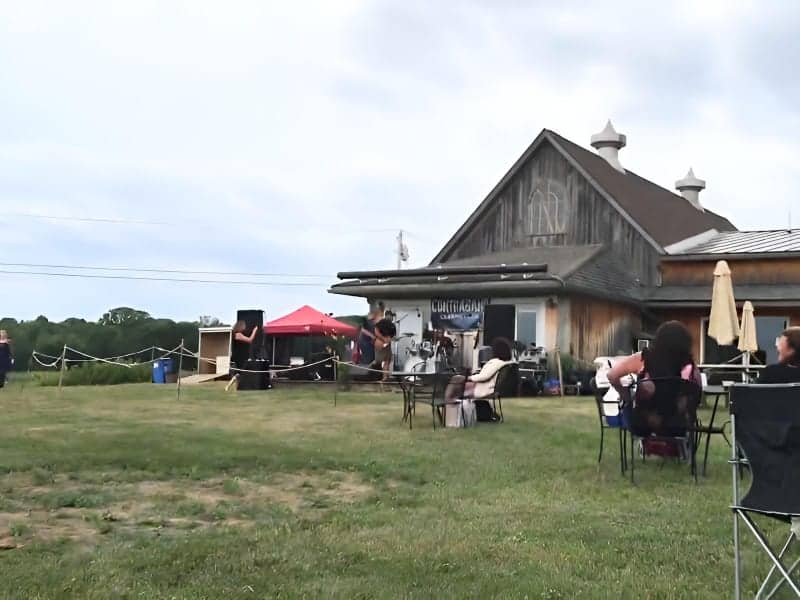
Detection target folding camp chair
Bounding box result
[592,381,627,475]
[730,383,800,599]
[624,377,702,484]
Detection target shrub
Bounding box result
[34,362,152,387]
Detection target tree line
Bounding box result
[0,307,225,371]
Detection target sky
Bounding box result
[1,0,799,323]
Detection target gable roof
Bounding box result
[431,129,736,263]
[547,131,736,247]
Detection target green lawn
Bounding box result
[0,380,782,598]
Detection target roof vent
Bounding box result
[675,168,706,212]
[590,120,626,173]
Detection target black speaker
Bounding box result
[238,359,271,390]
[234,309,264,360]
[483,304,515,343]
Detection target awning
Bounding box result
[264,305,359,337]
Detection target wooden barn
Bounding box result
[330,122,800,366]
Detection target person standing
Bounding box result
[226,320,258,391]
[0,330,13,389]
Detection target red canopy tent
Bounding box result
[264,305,359,337]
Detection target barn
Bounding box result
[330,122,800,367]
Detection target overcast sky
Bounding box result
[2,1,798,323]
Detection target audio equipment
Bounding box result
[483,304,515,343]
[234,309,265,360]
[238,359,271,390]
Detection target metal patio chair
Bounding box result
[730,383,800,599]
[591,379,627,475]
[623,376,702,484]
[409,368,456,430]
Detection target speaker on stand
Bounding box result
[235,309,265,359]
[483,304,516,345]
[231,309,270,391]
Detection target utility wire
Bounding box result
[0,269,326,286]
[0,262,330,278]
[1,212,424,237]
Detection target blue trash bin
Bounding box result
[162,358,174,374]
[152,361,166,384]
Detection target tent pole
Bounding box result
[176,338,184,401]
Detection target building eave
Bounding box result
[661,251,800,262]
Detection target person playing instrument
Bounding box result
[356,304,385,365]
[760,327,800,384]
[372,317,397,381]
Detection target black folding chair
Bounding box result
[487,363,518,423]
[624,377,702,484]
[730,383,800,599]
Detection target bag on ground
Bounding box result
[474,399,499,422]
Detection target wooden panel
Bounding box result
[447,142,662,285]
[661,258,800,286]
[569,297,641,361]
[199,331,230,375]
[545,301,559,350]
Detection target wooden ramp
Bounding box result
[179,373,226,385]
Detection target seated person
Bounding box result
[445,337,513,402]
[608,321,701,436]
[760,327,800,383]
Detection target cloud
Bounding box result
[0,0,798,322]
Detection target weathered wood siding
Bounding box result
[569,297,641,361]
[446,142,661,284]
[661,258,800,286]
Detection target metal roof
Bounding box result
[674,230,800,255]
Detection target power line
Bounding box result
[1,212,425,237]
[0,262,330,278]
[0,269,326,286]
[2,212,171,226]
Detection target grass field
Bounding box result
[0,380,783,598]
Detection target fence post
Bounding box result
[176,339,184,401]
[57,345,67,391]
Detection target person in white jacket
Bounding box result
[445,338,514,402]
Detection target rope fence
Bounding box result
[31,345,342,375]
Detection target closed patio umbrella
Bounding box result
[738,301,758,366]
[708,260,740,347]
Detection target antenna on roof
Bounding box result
[396,230,409,269]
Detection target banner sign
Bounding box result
[431,298,489,331]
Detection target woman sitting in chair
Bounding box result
[608,321,701,436]
[444,337,513,402]
[760,327,800,384]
